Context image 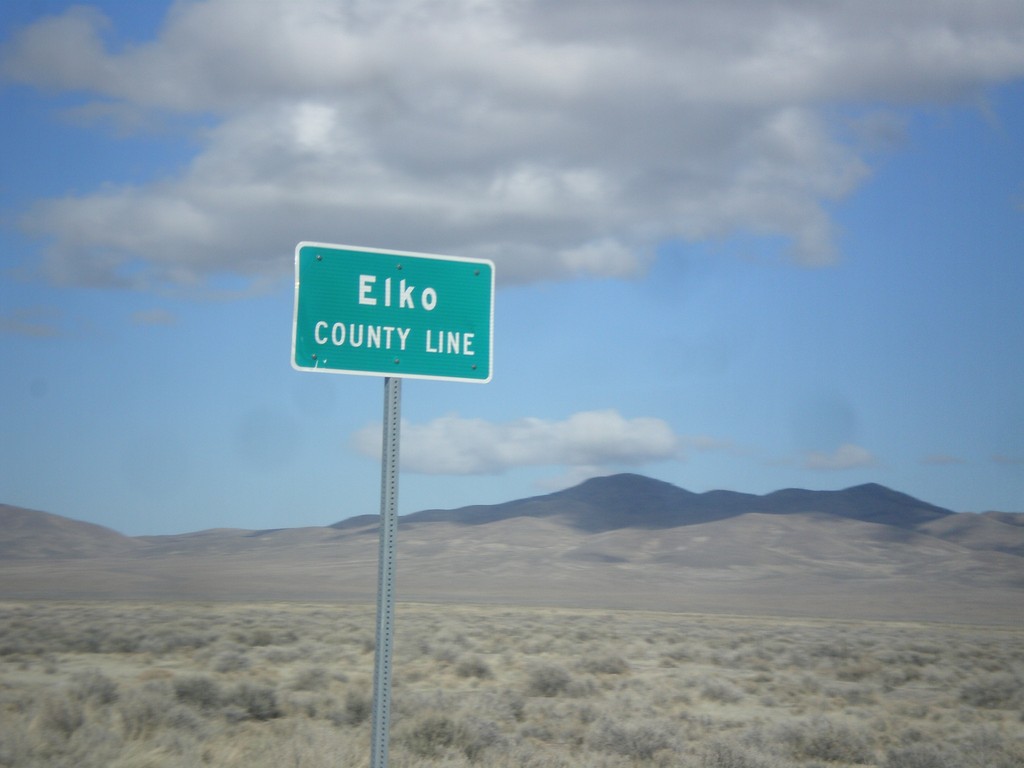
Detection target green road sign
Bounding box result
[292,242,494,383]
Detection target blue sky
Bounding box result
[1,0,1022,536]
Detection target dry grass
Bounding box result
[0,601,1021,767]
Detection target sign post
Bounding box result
[292,242,494,768]
[370,375,401,768]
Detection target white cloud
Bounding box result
[803,443,877,470]
[0,308,61,338]
[131,308,177,326]
[921,453,967,466]
[992,454,1024,467]
[5,0,1024,290]
[353,409,680,474]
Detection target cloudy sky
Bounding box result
[2,0,1022,535]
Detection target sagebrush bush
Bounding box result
[776,716,873,763]
[226,682,281,721]
[213,649,251,673]
[138,628,214,654]
[35,692,85,738]
[70,669,119,705]
[118,684,175,739]
[700,678,744,703]
[455,655,493,679]
[398,713,489,759]
[578,654,630,675]
[174,674,222,710]
[524,663,573,697]
[339,689,371,725]
[702,740,777,768]
[290,665,329,691]
[884,742,960,768]
[587,718,678,761]
[958,673,1022,709]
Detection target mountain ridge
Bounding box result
[399,474,956,532]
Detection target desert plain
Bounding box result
[1,475,1021,766]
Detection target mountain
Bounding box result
[401,474,954,531]
[1,476,1021,625]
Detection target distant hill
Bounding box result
[0,503,140,559]
[920,511,1024,558]
[1,475,1021,625]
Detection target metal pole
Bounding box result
[370,376,401,768]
